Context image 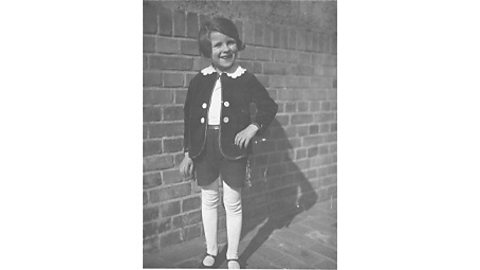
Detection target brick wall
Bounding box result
[143,0,337,251]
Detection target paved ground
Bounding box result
[144,199,337,269]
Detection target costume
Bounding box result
[183,65,278,161]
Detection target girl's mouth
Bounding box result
[220,54,233,59]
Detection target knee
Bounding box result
[202,191,219,209]
[223,195,242,215]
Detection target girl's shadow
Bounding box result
[217,119,319,268]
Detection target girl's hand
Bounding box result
[179,153,194,178]
[234,124,259,149]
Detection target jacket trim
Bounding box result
[200,65,246,79]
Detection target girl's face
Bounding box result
[210,31,238,72]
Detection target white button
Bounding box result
[223,101,230,107]
[223,117,229,123]
[200,117,205,123]
[202,103,207,109]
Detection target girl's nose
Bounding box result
[221,43,230,52]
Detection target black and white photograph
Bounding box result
[3,1,480,270]
[143,1,337,268]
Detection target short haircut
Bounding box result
[198,17,245,58]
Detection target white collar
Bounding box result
[200,65,246,79]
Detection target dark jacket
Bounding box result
[184,66,278,160]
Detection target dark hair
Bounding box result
[198,17,245,58]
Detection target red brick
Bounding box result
[306,30,314,51]
[308,146,319,157]
[275,28,286,49]
[148,122,183,138]
[320,123,330,133]
[243,21,255,44]
[162,168,183,185]
[183,224,202,241]
[297,30,306,51]
[144,206,159,222]
[182,196,201,212]
[290,65,314,76]
[155,37,180,54]
[173,10,186,37]
[264,24,273,47]
[319,145,329,155]
[298,125,309,136]
[143,106,162,122]
[238,46,255,60]
[303,135,324,147]
[296,148,307,160]
[186,12,198,38]
[253,62,262,73]
[144,155,174,172]
[309,124,319,134]
[255,47,272,61]
[160,230,183,248]
[263,63,286,75]
[144,171,162,188]
[160,200,181,217]
[158,5,172,36]
[163,137,183,153]
[174,90,187,104]
[288,28,296,50]
[254,23,264,45]
[144,191,148,205]
[181,39,199,56]
[143,140,163,157]
[143,2,157,34]
[157,217,172,234]
[150,55,193,71]
[312,31,319,52]
[163,106,183,121]
[278,89,302,101]
[298,101,309,112]
[184,210,201,225]
[285,102,296,112]
[149,183,191,203]
[143,71,163,87]
[144,55,148,70]
[304,89,327,100]
[172,215,184,229]
[144,36,155,53]
[143,90,173,105]
[144,222,157,238]
[163,73,184,87]
[284,76,300,88]
[272,26,280,48]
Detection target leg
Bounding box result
[222,180,242,268]
[201,179,220,266]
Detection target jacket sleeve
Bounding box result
[249,74,278,135]
[183,76,195,154]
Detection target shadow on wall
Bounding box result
[215,119,319,268]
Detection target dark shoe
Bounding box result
[227,258,241,269]
[199,253,218,269]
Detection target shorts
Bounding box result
[193,126,247,188]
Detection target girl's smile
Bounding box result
[210,31,238,72]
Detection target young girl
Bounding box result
[179,17,278,269]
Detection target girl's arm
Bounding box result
[249,74,278,134]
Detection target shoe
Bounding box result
[199,253,218,269]
[227,258,241,269]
